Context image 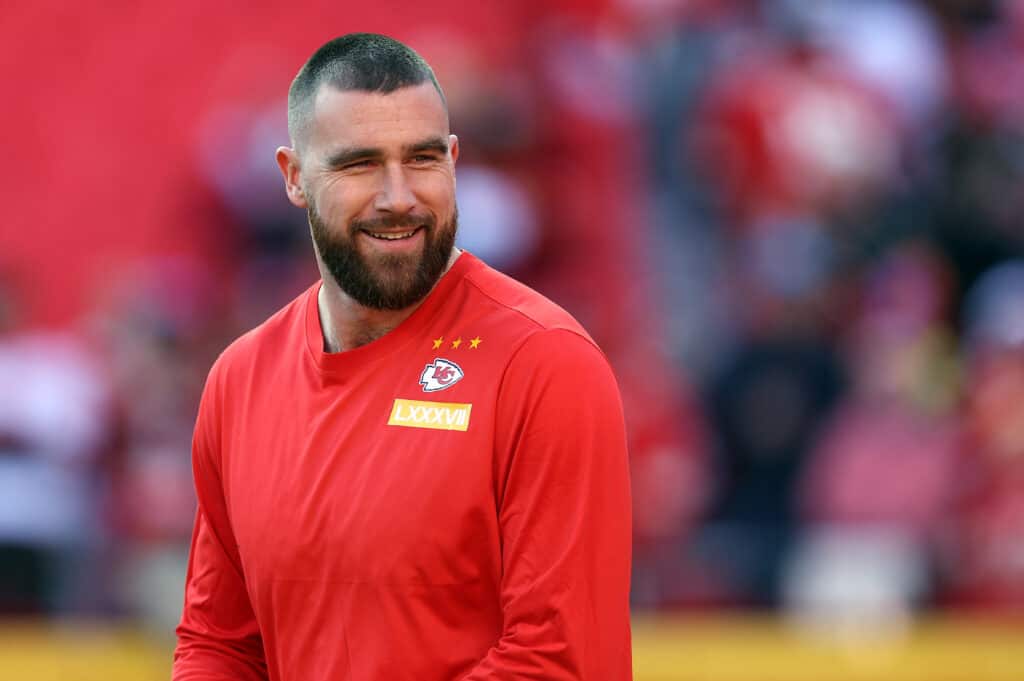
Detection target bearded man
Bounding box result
[172,32,632,681]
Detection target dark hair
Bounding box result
[287,33,446,145]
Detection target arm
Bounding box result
[461,329,633,680]
[172,364,267,681]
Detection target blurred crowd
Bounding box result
[2,0,1024,638]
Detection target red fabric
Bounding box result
[945,350,1024,610]
[173,253,633,680]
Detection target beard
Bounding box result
[307,200,457,311]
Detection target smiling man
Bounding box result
[172,33,632,681]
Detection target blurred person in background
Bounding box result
[84,257,231,631]
[0,275,114,614]
[927,0,1024,289]
[785,243,961,635]
[173,33,632,681]
[943,261,1024,611]
[701,326,845,606]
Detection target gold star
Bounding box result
[469,337,482,349]
[451,337,463,349]
[432,337,444,349]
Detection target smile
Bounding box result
[363,227,421,240]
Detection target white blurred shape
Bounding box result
[964,260,1024,350]
[783,527,926,641]
[455,164,538,271]
[0,334,108,464]
[0,333,109,544]
[802,0,948,127]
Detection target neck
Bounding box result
[317,248,461,353]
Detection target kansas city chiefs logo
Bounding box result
[419,358,465,392]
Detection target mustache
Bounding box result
[350,214,436,232]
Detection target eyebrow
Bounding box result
[324,146,380,169]
[406,137,449,156]
[323,137,449,169]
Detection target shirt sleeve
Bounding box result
[459,328,634,680]
[172,362,268,681]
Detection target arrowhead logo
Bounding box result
[419,358,464,392]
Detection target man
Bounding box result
[173,33,632,680]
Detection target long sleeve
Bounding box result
[460,328,633,680]
[172,363,268,681]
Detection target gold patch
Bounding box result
[387,398,472,432]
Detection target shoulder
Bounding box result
[454,256,616,395]
[458,254,598,352]
[501,327,619,401]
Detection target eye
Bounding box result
[411,154,438,164]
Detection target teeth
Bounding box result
[368,229,417,240]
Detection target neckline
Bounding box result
[303,251,477,375]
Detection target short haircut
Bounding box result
[287,33,447,147]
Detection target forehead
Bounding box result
[307,82,449,153]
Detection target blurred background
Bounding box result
[2,0,1024,678]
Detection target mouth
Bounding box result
[361,226,423,241]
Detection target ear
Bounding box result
[276,146,308,208]
[448,134,459,165]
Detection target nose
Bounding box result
[373,163,416,215]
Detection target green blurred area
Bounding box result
[2,615,1021,681]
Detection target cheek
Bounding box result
[415,174,457,214]
[315,184,372,225]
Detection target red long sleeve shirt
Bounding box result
[173,253,633,680]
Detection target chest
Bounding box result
[223,352,501,586]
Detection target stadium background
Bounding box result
[2,0,1023,678]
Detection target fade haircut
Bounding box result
[287,33,447,148]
